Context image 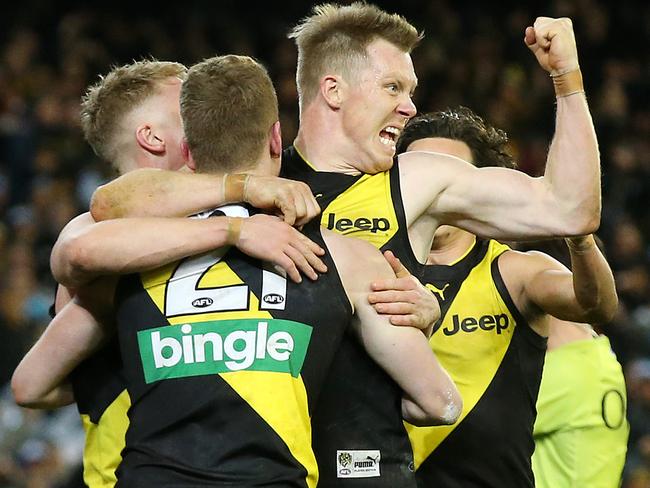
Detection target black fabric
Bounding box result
[114,221,352,486]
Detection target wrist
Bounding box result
[565,235,595,253]
[226,217,243,246]
[223,174,249,202]
[552,68,584,98]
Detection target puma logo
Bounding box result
[426,282,450,301]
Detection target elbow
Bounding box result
[584,296,619,326]
[406,389,463,427]
[90,185,120,221]
[561,202,601,237]
[11,371,40,409]
[51,236,92,288]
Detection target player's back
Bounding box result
[281,146,422,487]
[113,208,352,487]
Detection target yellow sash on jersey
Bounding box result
[142,260,317,488]
[407,240,514,468]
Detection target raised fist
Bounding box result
[524,17,579,76]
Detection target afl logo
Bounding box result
[192,297,214,308]
[263,293,284,305]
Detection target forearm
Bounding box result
[544,74,601,234]
[90,168,227,220]
[355,309,461,426]
[51,216,231,288]
[11,302,107,409]
[566,235,617,322]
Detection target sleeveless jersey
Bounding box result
[70,343,129,488]
[48,287,127,488]
[281,147,420,488]
[408,239,547,488]
[113,208,352,487]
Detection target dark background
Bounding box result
[0,1,648,487]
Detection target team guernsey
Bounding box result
[408,238,547,488]
[281,147,420,488]
[113,207,351,487]
[47,296,128,487]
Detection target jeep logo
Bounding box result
[192,297,214,308]
[326,213,390,234]
[441,313,510,336]
[263,293,284,305]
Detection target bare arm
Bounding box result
[11,280,115,409]
[51,212,326,288]
[502,235,617,325]
[401,18,599,240]
[325,231,461,426]
[91,168,320,226]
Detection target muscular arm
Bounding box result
[11,280,116,409]
[51,211,326,288]
[325,230,461,426]
[400,91,599,239]
[401,19,599,241]
[91,168,320,226]
[501,235,617,327]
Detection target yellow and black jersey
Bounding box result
[113,209,352,488]
[282,147,419,488]
[47,290,127,488]
[70,343,129,488]
[409,239,547,488]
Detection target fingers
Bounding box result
[383,250,411,279]
[388,314,423,327]
[279,199,297,226]
[370,275,417,292]
[275,254,302,284]
[283,245,317,281]
[368,289,418,305]
[293,189,321,227]
[524,26,536,46]
[372,301,416,315]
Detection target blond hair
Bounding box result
[289,2,422,108]
[180,55,278,174]
[80,59,187,165]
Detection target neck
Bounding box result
[294,104,362,175]
[427,227,476,265]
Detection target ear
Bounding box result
[320,75,344,110]
[135,125,165,155]
[181,138,196,172]
[269,121,282,159]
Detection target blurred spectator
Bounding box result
[0,1,648,486]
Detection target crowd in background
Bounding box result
[0,1,648,487]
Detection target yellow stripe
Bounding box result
[80,389,131,488]
[141,258,317,486]
[407,240,515,468]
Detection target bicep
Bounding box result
[435,166,560,239]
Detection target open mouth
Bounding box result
[379,126,400,148]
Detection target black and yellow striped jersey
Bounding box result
[409,238,546,488]
[281,147,419,487]
[69,341,129,488]
[113,210,352,487]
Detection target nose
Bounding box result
[398,95,416,119]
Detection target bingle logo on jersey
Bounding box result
[441,313,510,336]
[325,213,390,234]
[137,319,312,384]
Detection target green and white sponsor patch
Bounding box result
[137,319,312,384]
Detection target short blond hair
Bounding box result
[80,59,187,164]
[180,55,278,174]
[289,2,422,108]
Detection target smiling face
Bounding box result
[340,38,418,173]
